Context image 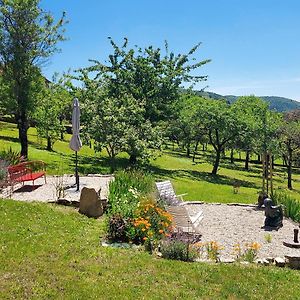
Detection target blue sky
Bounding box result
[41,0,300,100]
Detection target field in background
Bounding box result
[1,121,300,204]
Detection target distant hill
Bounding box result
[193,91,300,112]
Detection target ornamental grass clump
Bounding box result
[273,190,300,222]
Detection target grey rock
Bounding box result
[262,258,270,266]
[285,255,300,269]
[274,257,285,267]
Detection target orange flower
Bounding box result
[159,229,164,234]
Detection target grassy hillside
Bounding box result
[2,121,300,204]
[1,199,300,299]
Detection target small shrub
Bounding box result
[264,233,272,243]
[273,190,300,222]
[160,239,198,262]
[243,242,261,263]
[106,214,128,242]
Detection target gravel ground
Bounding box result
[185,203,300,260]
[1,174,113,202]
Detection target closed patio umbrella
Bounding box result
[69,98,82,191]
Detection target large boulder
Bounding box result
[79,187,103,218]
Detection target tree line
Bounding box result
[1,0,300,191]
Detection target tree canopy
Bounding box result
[0,0,66,157]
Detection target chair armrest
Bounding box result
[177,193,188,201]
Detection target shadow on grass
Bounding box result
[77,155,131,174]
[0,134,43,150]
[149,165,259,189]
[221,161,262,174]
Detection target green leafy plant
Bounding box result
[107,170,154,218]
[264,233,272,243]
[0,147,23,165]
[273,190,300,222]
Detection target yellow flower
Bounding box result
[251,242,261,251]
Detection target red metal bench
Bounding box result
[8,161,46,192]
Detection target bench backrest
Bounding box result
[8,164,30,181]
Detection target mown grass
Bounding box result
[1,199,300,300]
[2,121,300,204]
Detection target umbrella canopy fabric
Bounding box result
[69,98,82,152]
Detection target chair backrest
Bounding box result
[155,180,181,206]
[166,205,199,233]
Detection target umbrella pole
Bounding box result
[75,151,79,191]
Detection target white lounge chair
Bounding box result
[156,180,203,233]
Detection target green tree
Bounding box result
[196,98,248,175]
[0,0,66,157]
[172,95,206,158]
[278,110,300,189]
[34,77,71,151]
[77,38,210,164]
[232,96,270,170]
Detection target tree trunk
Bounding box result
[186,143,190,157]
[60,117,64,140]
[221,148,226,158]
[282,155,287,166]
[202,143,205,151]
[230,149,234,164]
[47,136,52,151]
[287,149,293,190]
[192,140,199,162]
[245,150,250,170]
[129,154,137,165]
[212,149,221,175]
[18,114,29,158]
[257,154,261,163]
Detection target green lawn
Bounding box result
[2,121,300,204]
[1,199,300,300]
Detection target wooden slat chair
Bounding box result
[166,205,203,234]
[155,180,187,206]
